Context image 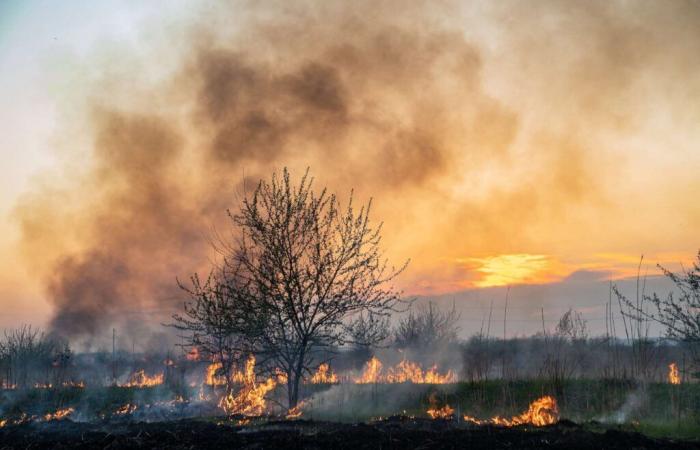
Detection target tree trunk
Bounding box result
[288,348,306,409]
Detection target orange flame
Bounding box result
[43,407,74,421]
[286,400,306,419]
[205,362,227,386]
[219,355,277,416]
[309,363,338,384]
[121,369,164,387]
[427,404,455,419]
[355,357,456,384]
[355,357,383,383]
[0,414,29,427]
[114,403,138,415]
[274,368,288,384]
[668,363,681,384]
[462,396,559,427]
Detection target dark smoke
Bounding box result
[17,0,699,347]
[17,1,502,347]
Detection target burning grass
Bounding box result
[668,363,681,385]
[218,356,277,416]
[461,396,559,426]
[308,363,338,384]
[0,362,697,442]
[120,369,165,388]
[1,416,698,449]
[354,357,456,384]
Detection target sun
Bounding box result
[457,254,564,288]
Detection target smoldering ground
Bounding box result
[12,0,700,347]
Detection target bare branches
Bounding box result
[175,168,406,408]
[393,301,460,349]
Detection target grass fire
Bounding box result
[1,169,699,449]
[2,1,700,448]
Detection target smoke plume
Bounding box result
[15,0,700,345]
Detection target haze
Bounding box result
[1,0,699,346]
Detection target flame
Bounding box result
[274,368,288,384]
[0,414,29,428]
[114,403,138,415]
[219,355,276,416]
[34,383,53,389]
[286,400,306,419]
[355,357,383,383]
[309,363,338,384]
[355,357,455,384]
[43,407,74,421]
[668,363,681,384]
[427,404,455,419]
[462,396,559,427]
[205,362,227,386]
[121,369,164,387]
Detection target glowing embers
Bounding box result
[120,369,164,387]
[286,400,307,419]
[31,381,84,389]
[354,357,456,384]
[668,363,681,385]
[1,408,75,427]
[427,404,455,419]
[218,355,276,416]
[462,396,559,427]
[308,363,338,384]
[114,404,138,415]
[43,407,74,421]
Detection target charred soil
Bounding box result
[0,417,698,449]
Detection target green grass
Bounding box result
[633,420,700,440]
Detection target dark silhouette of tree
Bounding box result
[186,168,406,408]
[171,271,253,390]
[616,250,700,370]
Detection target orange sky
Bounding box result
[0,0,699,335]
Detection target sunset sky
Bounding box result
[1,0,699,343]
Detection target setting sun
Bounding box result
[457,254,566,288]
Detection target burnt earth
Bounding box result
[0,417,697,449]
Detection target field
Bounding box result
[1,379,698,448]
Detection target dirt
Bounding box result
[0,416,698,449]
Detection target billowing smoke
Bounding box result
[14,1,700,346]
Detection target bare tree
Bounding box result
[171,271,252,390]
[347,312,390,349]
[0,325,61,389]
[617,250,700,372]
[223,168,406,408]
[613,256,660,380]
[540,308,588,391]
[393,301,459,349]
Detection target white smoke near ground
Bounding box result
[596,388,647,424]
